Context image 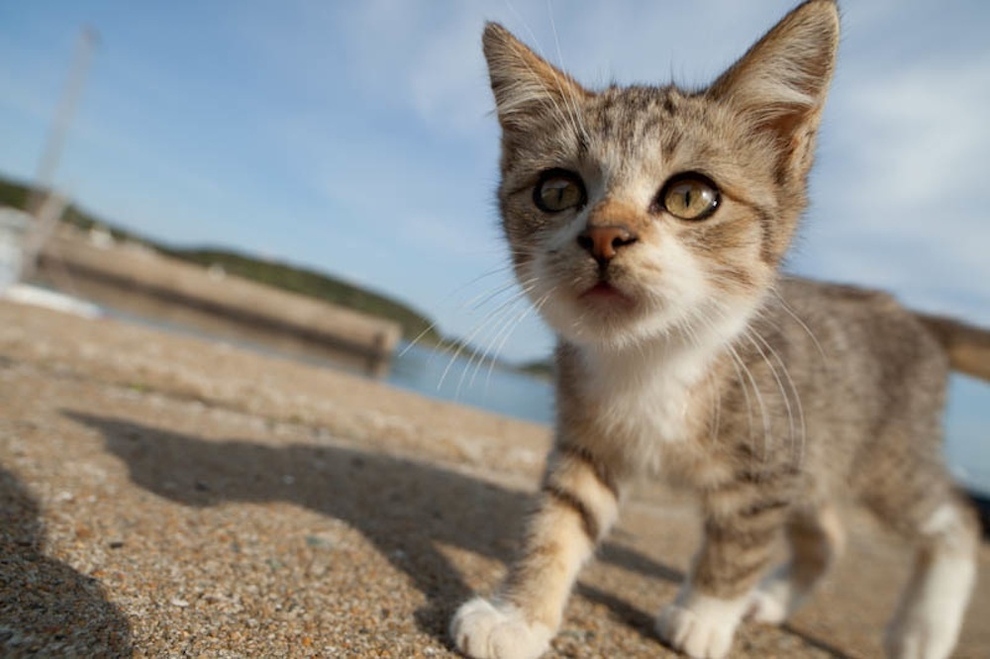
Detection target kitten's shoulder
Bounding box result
[771,276,944,366]
[778,276,901,312]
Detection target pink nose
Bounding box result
[577,224,638,264]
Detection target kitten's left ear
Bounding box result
[708,0,839,180]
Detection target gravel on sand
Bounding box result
[1,300,987,657]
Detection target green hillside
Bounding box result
[0,177,30,210]
[518,358,554,379]
[0,173,440,343]
[0,176,144,244]
[162,247,439,342]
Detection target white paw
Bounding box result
[883,544,975,659]
[885,624,948,659]
[884,612,959,659]
[450,597,553,659]
[746,574,795,625]
[655,591,749,659]
[746,588,788,625]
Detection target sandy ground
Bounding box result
[0,299,987,658]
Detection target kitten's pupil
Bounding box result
[535,170,586,213]
[660,174,720,221]
[543,180,575,208]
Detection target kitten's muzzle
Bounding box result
[576,224,638,267]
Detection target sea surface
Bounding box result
[57,281,990,498]
[387,341,553,425]
[388,341,990,498]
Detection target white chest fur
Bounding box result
[577,339,714,448]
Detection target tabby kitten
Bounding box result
[450,1,987,658]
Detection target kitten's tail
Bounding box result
[915,313,990,381]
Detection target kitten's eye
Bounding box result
[658,173,720,221]
[534,169,586,213]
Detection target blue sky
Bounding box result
[1,1,989,486]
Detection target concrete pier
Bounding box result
[35,228,402,373]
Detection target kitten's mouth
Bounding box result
[579,281,635,306]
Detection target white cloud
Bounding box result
[406,15,492,134]
[8,1,988,364]
[833,56,990,217]
[797,45,990,326]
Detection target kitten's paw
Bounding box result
[884,614,958,659]
[655,592,749,659]
[450,597,553,659]
[746,588,788,625]
[746,570,798,625]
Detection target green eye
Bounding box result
[659,173,720,220]
[534,169,586,213]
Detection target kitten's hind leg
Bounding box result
[748,503,846,625]
[882,494,978,659]
[656,482,793,659]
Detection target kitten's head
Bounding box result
[482,0,838,350]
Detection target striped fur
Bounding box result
[452,2,985,658]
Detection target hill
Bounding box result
[0,173,440,344]
[161,247,438,343]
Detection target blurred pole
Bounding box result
[22,26,99,282]
[28,26,99,215]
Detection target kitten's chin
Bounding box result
[541,285,672,349]
[542,283,756,353]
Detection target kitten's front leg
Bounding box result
[451,444,622,659]
[656,489,789,659]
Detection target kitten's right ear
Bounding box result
[482,23,588,131]
[707,0,840,181]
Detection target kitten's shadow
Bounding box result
[67,410,680,643]
[67,411,850,657]
[0,464,133,656]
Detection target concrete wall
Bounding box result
[37,228,402,369]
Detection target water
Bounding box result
[388,342,553,425]
[945,375,990,497]
[35,278,989,497]
[55,271,557,424]
[388,345,990,498]
[65,273,556,423]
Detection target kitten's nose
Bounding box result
[577,224,638,265]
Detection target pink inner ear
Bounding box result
[702,2,838,186]
[706,0,838,132]
[482,22,590,131]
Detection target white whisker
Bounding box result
[750,328,807,466]
[438,284,536,393]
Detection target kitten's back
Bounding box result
[758,277,953,511]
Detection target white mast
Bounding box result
[21,26,99,282]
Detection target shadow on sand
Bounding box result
[0,465,133,657]
[67,411,850,656]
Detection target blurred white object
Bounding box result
[2,282,102,319]
[0,208,30,292]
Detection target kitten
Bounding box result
[450,1,989,658]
